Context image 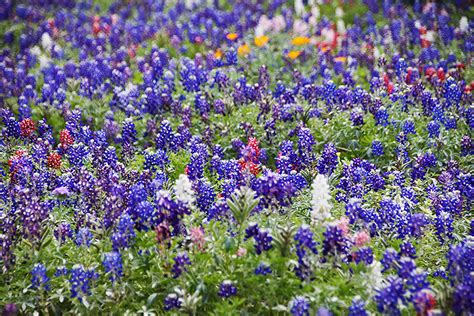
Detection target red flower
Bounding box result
[47,152,62,169]
[59,129,74,148]
[20,118,36,138]
[437,68,445,81]
[425,67,436,79]
[8,150,27,167]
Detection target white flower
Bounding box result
[295,0,305,16]
[255,15,271,37]
[337,19,345,33]
[311,174,332,223]
[363,261,384,294]
[30,46,41,56]
[335,7,344,18]
[271,15,286,33]
[41,32,53,51]
[174,174,195,206]
[293,19,309,35]
[309,6,320,27]
[459,17,469,33]
[38,55,50,69]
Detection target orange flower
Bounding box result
[237,43,250,57]
[291,36,310,46]
[214,49,223,59]
[321,46,331,53]
[226,33,238,41]
[287,50,301,60]
[334,56,347,63]
[254,35,269,47]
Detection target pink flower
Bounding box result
[236,247,247,257]
[354,230,370,247]
[190,227,205,251]
[336,217,350,236]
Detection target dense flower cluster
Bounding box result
[0,0,472,314]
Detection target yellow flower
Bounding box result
[238,44,250,57]
[291,36,310,46]
[287,50,301,60]
[334,56,347,63]
[254,35,269,47]
[214,49,223,59]
[226,33,238,41]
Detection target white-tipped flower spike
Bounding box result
[311,174,332,223]
[174,174,195,206]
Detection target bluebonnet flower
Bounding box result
[31,263,50,291]
[350,110,364,126]
[381,248,400,272]
[55,266,69,277]
[252,171,298,208]
[443,78,461,108]
[461,135,472,156]
[375,276,406,316]
[402,120,416,135]
[164,293,182,311]
[75,227,92,247]
[353,247,374,265]
[317,143,338,176]
[245,223,259,239]
[54,223,73,244]
[399,241,416,258]
[371,140,384,156]
[194,180,215,214]
[348,297,368,316]
[254,228,273,254]
[398,257,417,279]
[406,269,430,293]
[172,252,191,278]
[446,239,473,314]
[103,251,123,283]
[121,118,136,158]
[218,280,237,298]
[111,214,136,250]
[289,296,310,316]
[255,262,272,276]
[375,108,389,126]
[322,225,350,259]
[69,266,99,302]
[294,225,318,260]
[297,127,315,167]
[427,120,440,138]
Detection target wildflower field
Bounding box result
[0,0,473,315]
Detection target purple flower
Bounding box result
[255,262,272,276]
[103,251,123,283]
[348,298,367,316]
[317,143,339,176]
[375,276,406,315]
[371,140,384,157]
[31,263,50,291]
[164,293,182,311]
[218,280,237,298]
[69,265,98,302]
[75,227,92,248]
[290,296,310,316]
[172,252,191,278]
[52,186,70,196]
